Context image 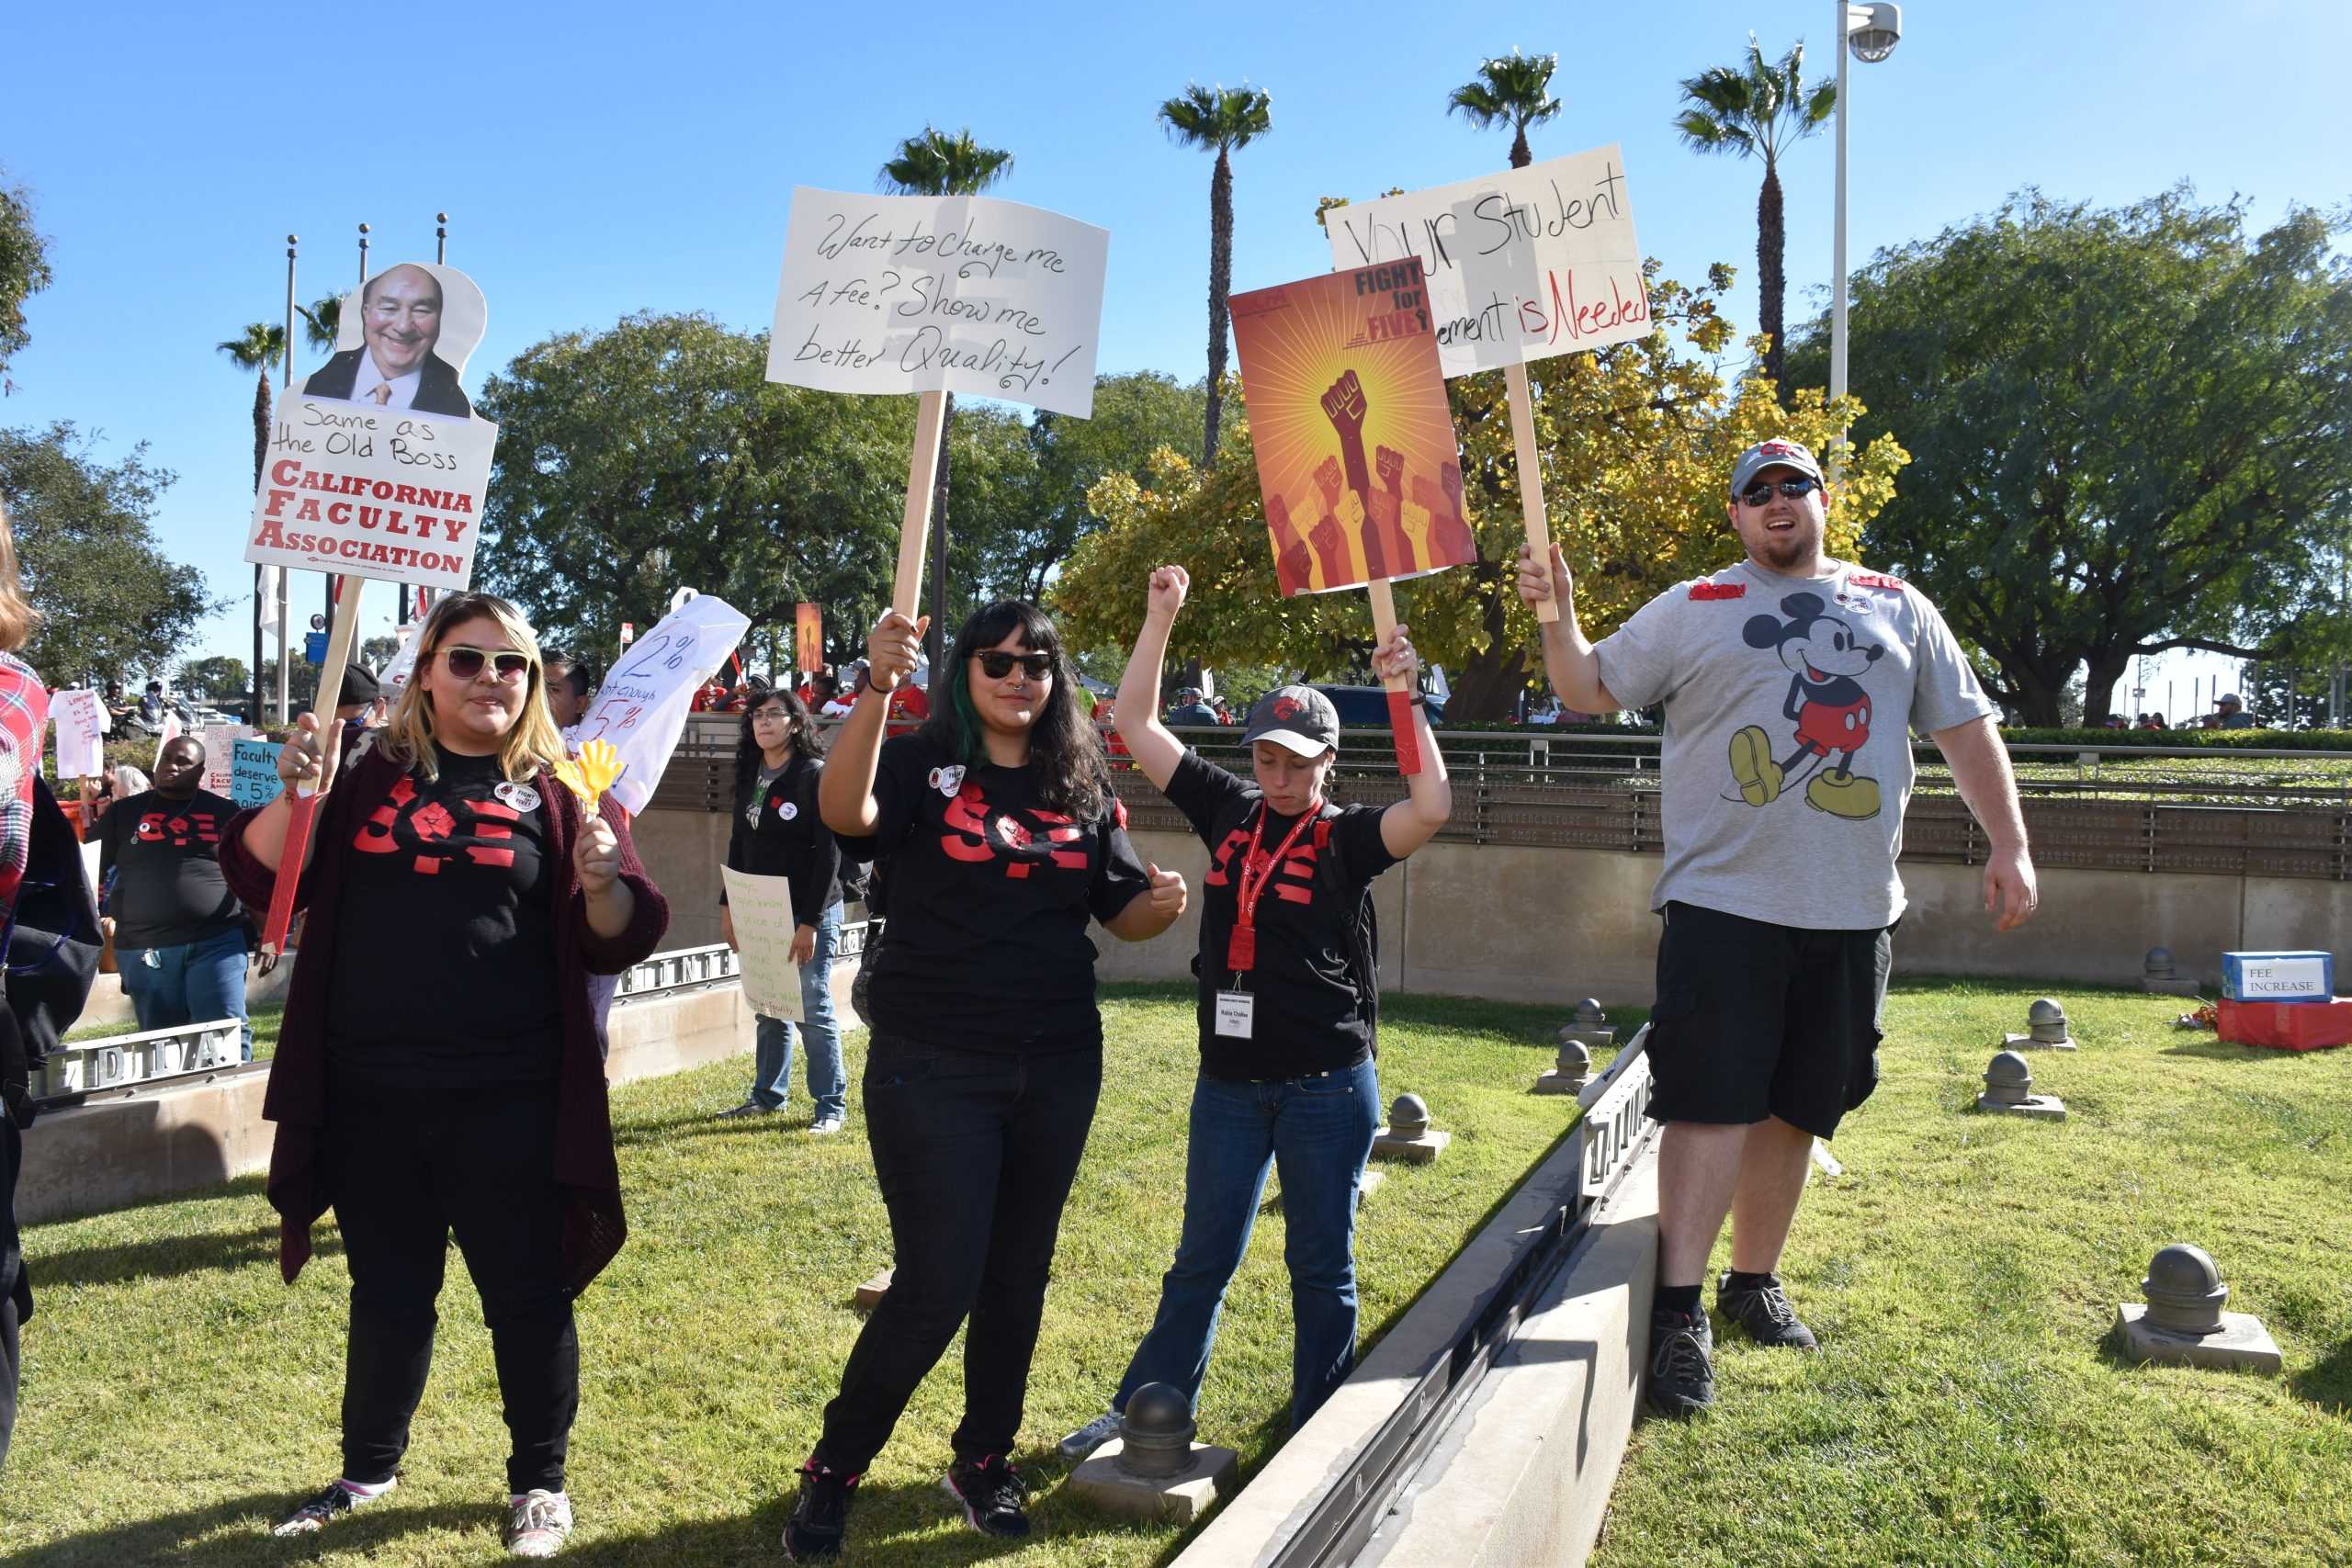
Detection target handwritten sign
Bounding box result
[1229,259,1473,595]
[51,689,108,778]
[1324,144,1649,379]
[244,261,500,592]
[198,724,258,795]
[766,188,1110,419]
[721,867,805,1021]
[577,592,750,818]
[230,737,280,808]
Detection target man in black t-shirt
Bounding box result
[98,736,254,1059]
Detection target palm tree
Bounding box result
[1157,83,1272,464]
[1445,49,1561,171]
[879,126,1014,663]
[296,292,342,360]
[216,322,286,490]
[1674,36,1838,399]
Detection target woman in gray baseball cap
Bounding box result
[1061,563,1453,1460]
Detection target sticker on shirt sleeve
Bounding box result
[929,764,966,797]
[493,780,542,813]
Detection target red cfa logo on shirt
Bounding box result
[1849,572,1907,592]
[1689,581,1747,602]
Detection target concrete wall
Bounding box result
[631,807,732,951]
[75,957,297,1032]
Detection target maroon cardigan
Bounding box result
[221,743,669,1292]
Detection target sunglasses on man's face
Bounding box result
[1739,476,1821,508]
[439,645,535,682]
[976,650,1056,681]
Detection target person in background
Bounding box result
[334,665,384,773]
[2214,693,2257,729]
[227,592,667,1557]
[2135,712,2166,731]
[97,736,253,1059]
[541,650,595,739]
[718,688,846,1131]
[820,666,863,719]
[885,662,930,733]
[1163,687,1219,728]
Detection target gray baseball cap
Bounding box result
[1242,685,1340,758]
[1730,438,1826,496]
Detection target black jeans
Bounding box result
[2,1112,23,1479]
[815,1034,1102,1474]
[326,1082,577,1494]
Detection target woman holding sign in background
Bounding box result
[717,687,846,1131]
[1061,564,1449,1461]
[785,601,1187,1560]
[220,592,667,1560]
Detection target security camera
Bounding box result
[1849,2,1902,62]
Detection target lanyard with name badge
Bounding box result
[1217,797,1320,1038]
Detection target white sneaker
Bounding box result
[809,1114,846,1135]
[504,1490,572,1557]
[1057,1409,1123,1461]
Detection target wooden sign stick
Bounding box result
[1504,361,1560,625]
[892,390,949,623]
[258,573,365,957]
[1365,578,1424,776]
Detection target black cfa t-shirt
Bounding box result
[1164,750,1398,1081]
[98,788,244,950]
[840,733,1150,1052]
[325,750,564,1086]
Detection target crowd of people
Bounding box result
[0,437,2053,1562]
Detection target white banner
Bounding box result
[576,592,750,818]
[197,724,259,795]
[51,689,108,778]
[722,866,805,1021]
[767,188,1110,418]
[1324,144,1649,378]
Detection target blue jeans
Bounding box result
[118,928,252,1061]
[750,901,845,1119]
[1116,1056,1380,1430]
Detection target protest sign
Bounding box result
[1229,258,1461,774]
[51,689,107,779]
[577,592,751,818]
[1326,146,1648,621]
[796,603,822,673]
[244,262,499,595]
[720,866,805,1021]
[379,621,420,701]
[198,724,258,795]
[230,737,280,808]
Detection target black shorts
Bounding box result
[1644,901,1892,1141]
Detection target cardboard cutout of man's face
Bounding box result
[362,264,445,378]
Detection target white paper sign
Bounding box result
[721,866,805,1021]
[198,724,259,795]
[51,689,108,778]
[1324,144,1649,378]
[380,622,420,699]
[767,188,1110,418]
[244,261,500,592]
[576,592,751,818]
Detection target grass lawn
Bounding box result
[0,983,1594,1566]
[1595,977,2352,1568]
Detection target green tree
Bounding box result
[0,166,53,394]
[295,293,343,362]
[1445,49,1561,171]
[0,423,217,688]
[1674,36,1838,399]
[1157,83,1272,464]
[1784,191,2352,726]
[178,655,249,704]
[216,321,286,490]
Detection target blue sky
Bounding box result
[5,0,2346,711]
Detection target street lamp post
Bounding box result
[1829,4,1903,469]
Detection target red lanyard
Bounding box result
[1227,798,1319,975]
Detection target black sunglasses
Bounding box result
[440,645,536,681]
[976,650,1055,681]
[1739,476,1821,507]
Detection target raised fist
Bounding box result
[1147,563,1191,620]
[1375,445,1404,495]
[1308,510,1351,586]
[1321,369,1367,438]
[1313,456,1345,512]
[1343,489,1385,579]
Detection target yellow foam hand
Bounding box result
[554,738,627,810]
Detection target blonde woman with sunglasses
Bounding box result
[221,592,669,1557]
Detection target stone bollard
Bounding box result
[2003,997,2078,1052]
[1373,1092,1451,1163]
[1066,1382,1239,1523]
[1974,1050,2065,1120]
[1534,1037,1592,1096]
[2114,1244,2280,1371]
[1555,998,1615,1053]
[2143,945,2199,997]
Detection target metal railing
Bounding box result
[34,1017,252,1107]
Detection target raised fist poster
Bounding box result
[1228,257,1475,596]
[244,261,499,592]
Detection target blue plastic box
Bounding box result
[2222,951,2335,1004]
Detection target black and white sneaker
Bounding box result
[783,1460,859,1561]
[1716,1270,1819,1352]
[943,1452,1032,1540]
[1645,1306,1715,1419]
[272,1477,391,1536]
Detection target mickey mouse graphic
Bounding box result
[1726,591,1884,821]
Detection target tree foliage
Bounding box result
[178,655,249,702]
[0,423,217,687]
[1054,265,1906,720]
[1159,82,1273,463]
[0,167,53,393]
[1445,50,1562,170]
[1785,189,2352,725]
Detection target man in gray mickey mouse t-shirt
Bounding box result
[1519,437,2039,1419]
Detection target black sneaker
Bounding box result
[943,1452,1032,1540]
[1645,1306,1715,1418]
[783,1460,859,1562]
[1716,1270,1819,1352]
[271,1477,390,1536]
